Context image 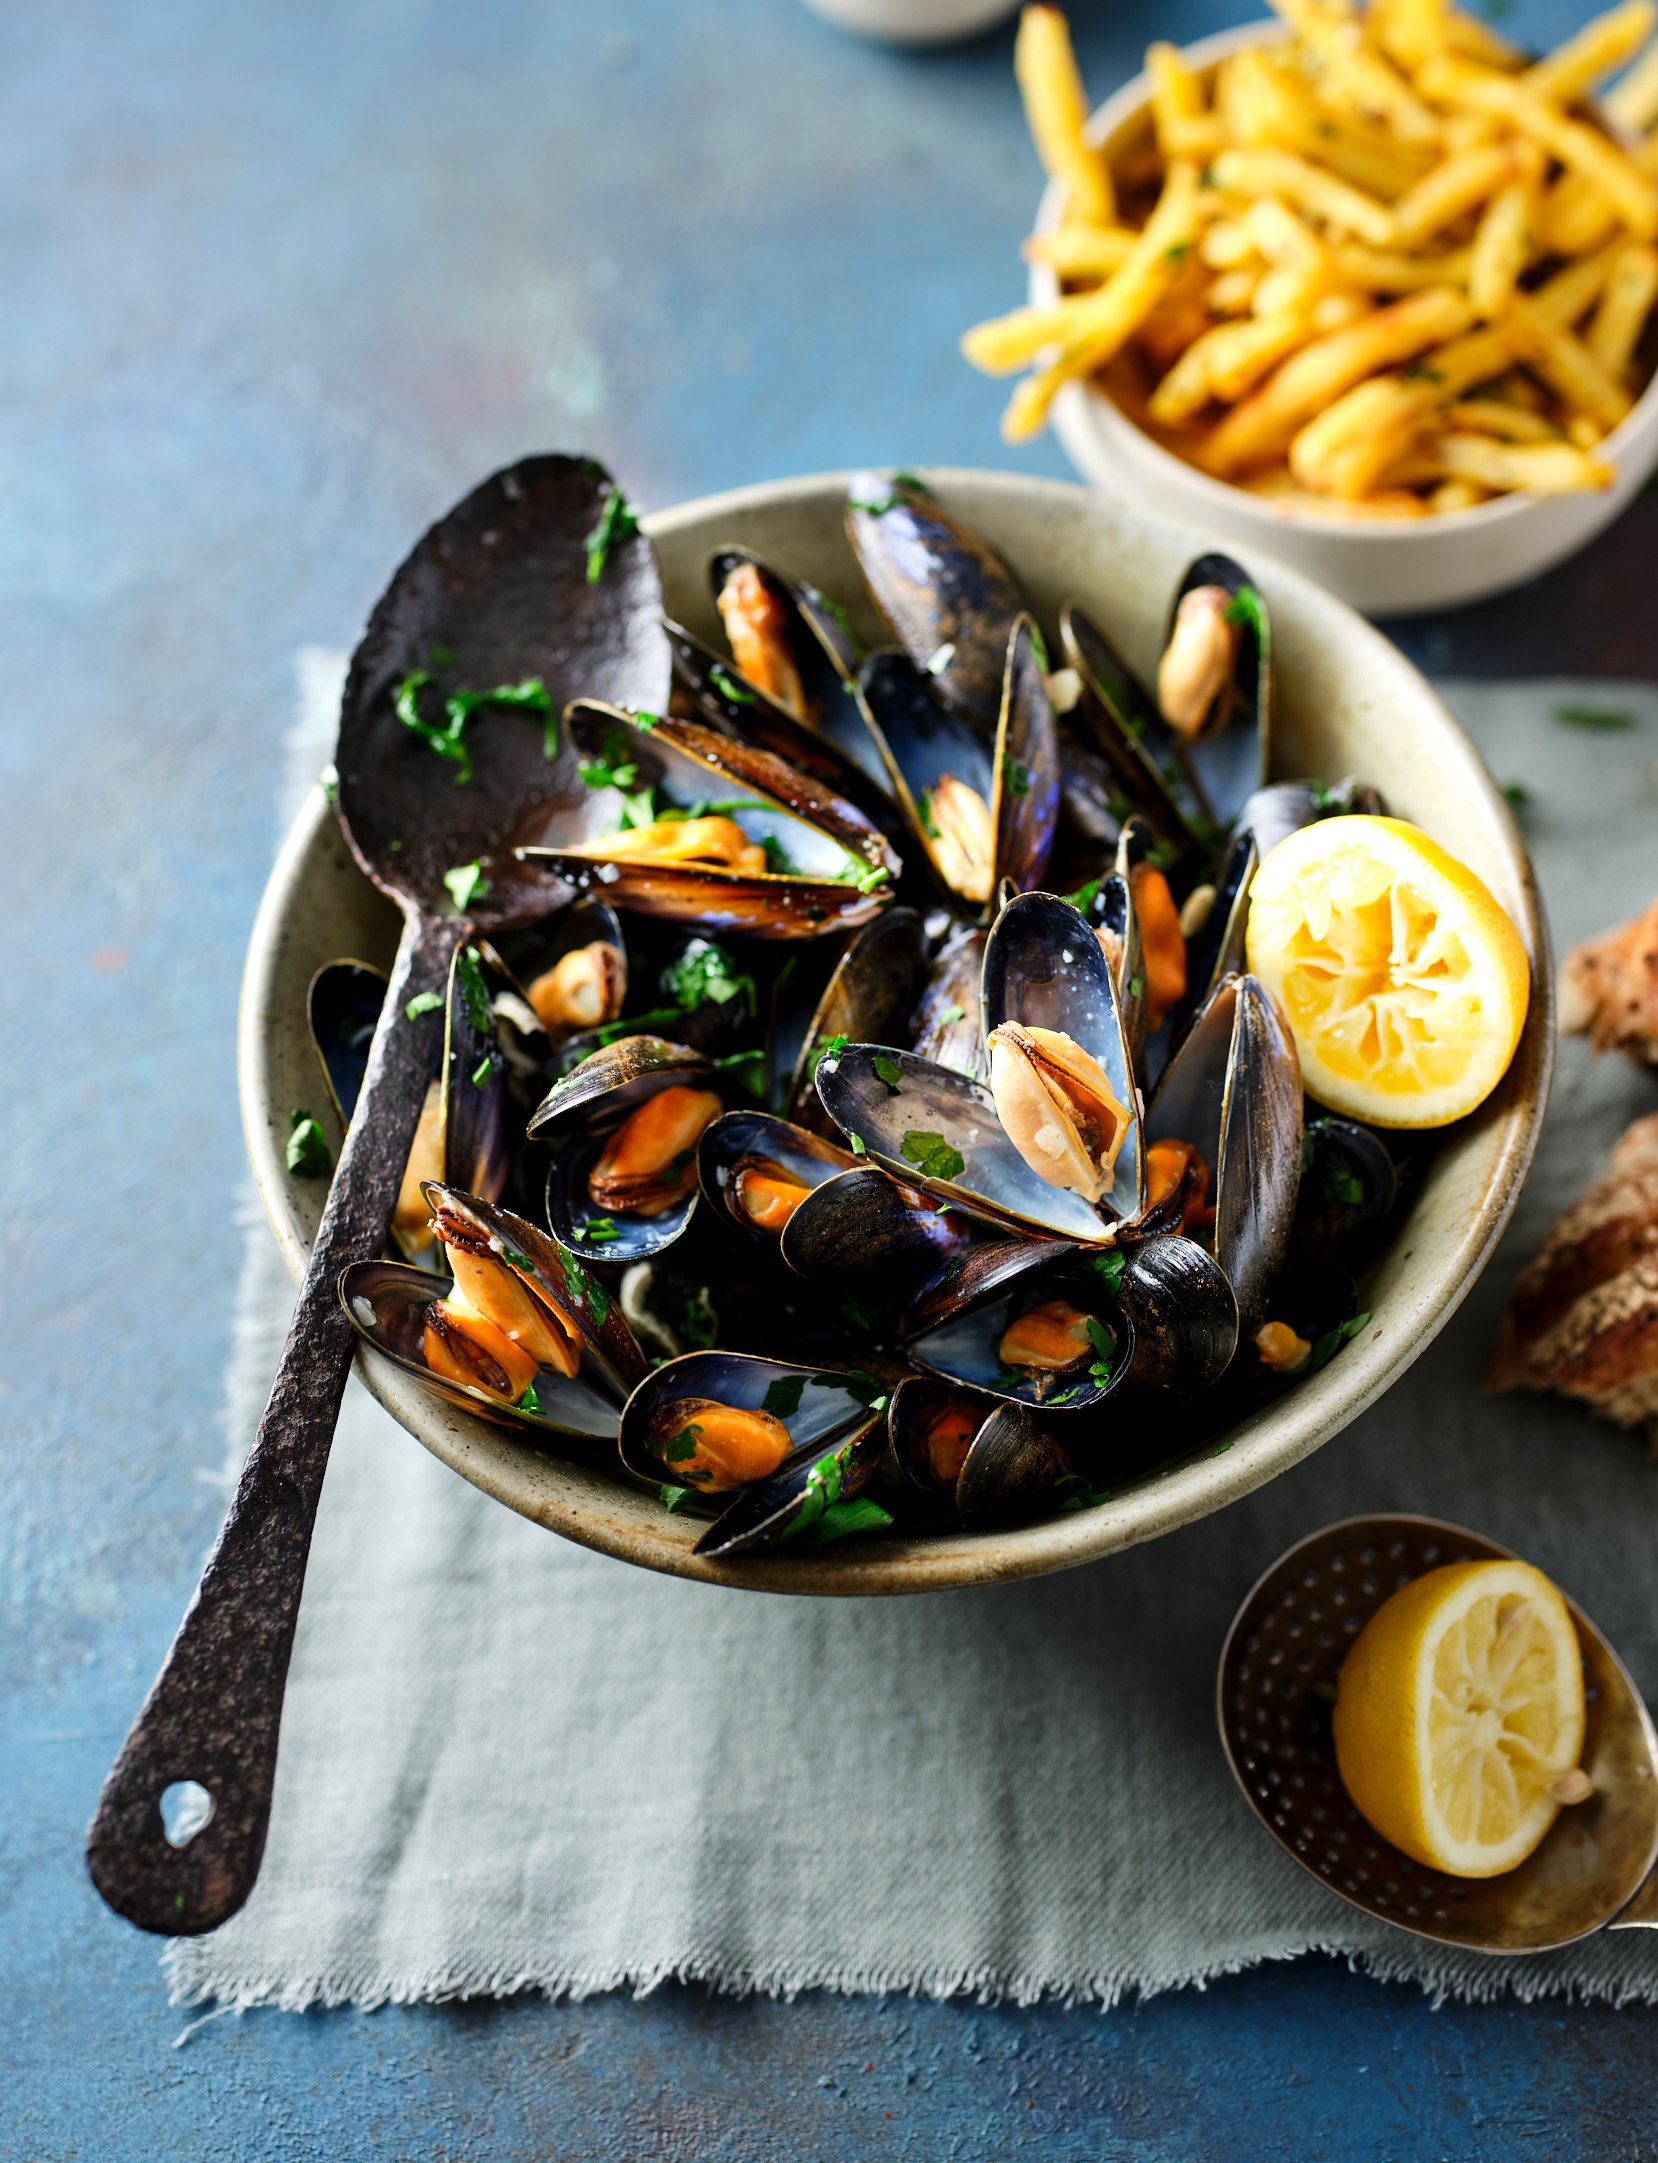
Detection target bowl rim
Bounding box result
[238,464,1554,1595]
[1026,19,1658,539]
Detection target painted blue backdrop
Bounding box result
[6,0,1655,2155]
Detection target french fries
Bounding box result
[964,0,1658,511]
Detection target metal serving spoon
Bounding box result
[1218,1513,1658,1955]
[86,455,667,1935]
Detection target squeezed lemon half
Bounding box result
[1244,816,1530,1128]
[1332,1559,1587,1879]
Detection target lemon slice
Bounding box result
[1244,815,1530,1128]
[1332,1559,1587,1879]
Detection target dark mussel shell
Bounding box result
[1060,601,1207,853]
[424,1181,649,1397]
[995,616,1063,899]
[845,472,1025,732]
[664,613,898,827]
[440,942,511,1212]
[886,1378,1074,1533]
[817,1044,1112,1243]
[615,1351,888,1554]
[981,889,1144,1226]
[531,1034,720,1262]
[1112,1234,1239,1394]
[912,925,987,1080]
[705,547,867,731]
[336,453,669,927]
[480,897,629,1069]
[1157,553,1271,836]
[698,1110,856,1240]
[1166,825,1257,1056]
[857,649,996,913]
[1292,1117,1400,1270]
[307,959,389,1130]
[1145,975,1303,1332]
[1224,1255,1364,1416]
[774,907,928,1132]
[1232,779,1385,869]
[519,702,898,941]
[905,1247,1129,1413]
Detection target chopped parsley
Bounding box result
[916,790,941,840]
[1084,1315,1115,1385]
[762,1375,807,1419]
[1065,876,1102,915]
[1002,755,1031,800]
[840,1291,879,1334]
[1400,362,1445,383]
[680,1287,717,1349]
[470,1054,493,1088]
[937,1002,966,1025]
[791,1497,894,1548]
[584,485,640,583]
[900,1130,965,1182]
[318,763,338,805]
[854,863,891,895]
[1307,777,1339,811]
[1222,583,1267,645]
[1087,1249,1127,1294]
[1322,1170,1365,1207]
[1163,241,1190,262]
[715,1046,767,1100]
[660,1484,694,1513]
[1127,973,1145,999]
[708,663,756,705]
[1503,780,1533,810]
[872,1054,904,1094]
[662,940,756,1015]
[812,1031,850,1073]
[500,1247,536,1272]
[1306,1310,1372,1371]
[404,990,443,1021]
[285,1109,332,1178]
[455,944,492,1035]
[891,469,930,496]
[1055,1473,1113,1511]
[1554,703,1634,731]
[659,1422,702,1464]
[576,1217,621,1244]
[1145,837,1180,873]
[517,1383,542,1415]
[443,860,489,913]
[558,1247,610,1326]
[848,1133,867,1157]
[395,669,554,777]
[395,668,471,782]
[1026,621,1050,672]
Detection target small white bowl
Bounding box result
[1028,22,1658,617]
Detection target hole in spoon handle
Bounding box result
[85,909,464,1935]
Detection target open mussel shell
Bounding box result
[817,1044,1112,1243]
[518,701,898,941]
[993,616,1062,899]
[905,1248,1129,1413]
[1157,553,1271,836]
[886,1379,1074,1533]
[845,472,1024,731]
[440,942,511,1210]
[780,1163,977,1307]
[1292,1117,1399,1270]
[480,898,629,1066]
[1167,826,1257,1056]
[1060,601,1205,853]
[912,925,987,1080]
[698,1110,856,1239]
[1113,1234,1239,1394]
[531,1034,718,1262]
[1145,975,1303,1332]
[981,889,1144,1225]
[1232,779,1383,869]
[615,1351,887,1554]
[706,547,868,730]
[338,1260,626,1442]
[664,614,898,829]
[307,959,388,1130]
[775,907,928,1132]
[336,453,669,928]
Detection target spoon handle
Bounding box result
[85,908,464,1936]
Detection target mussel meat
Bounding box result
[986,1023,1132,1205]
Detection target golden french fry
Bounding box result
[999,160,1204,440]
[1329,242,1473,289]
[1310,290,1370,330]
[1444,397,1561,441]
[1255,263,1338,316]
[1568,413,1606,445]
[1209,148,1394,243]
[1539,170,1619,256]
[1199,219,1259,269]
[1417,56,1658,238]
[1443,14,1524,68]
[1429,479,1490,512]
[1507,292,1637,428]
[1289,376,1430,495]
[1467,161,1539,316]
[1536,237,1628,323]
[1243,197,1333,268]
[1147,40,1227,160]
[1149,308,1315,422]
[1523,0,1656,106]
[1268,0,1443,142]
[1372,0,1449,73]
[1230,46,1433,197]
[1434,431,1616,491]
[1587,239,1658,374]
[1016,6,1115,224]
[1208,267,1264,314]
[963,296,1109,376]
[1022,224,1138,277]
[1605,36,1658,130]
[1205,285,1473,472]
[1390,144,1514,245]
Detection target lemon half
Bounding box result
[1332,1559,1586,1879]
[1245,816,1530,1128]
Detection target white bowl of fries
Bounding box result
[976,4,1658,615]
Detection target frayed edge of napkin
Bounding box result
[160,1938,1658,2018]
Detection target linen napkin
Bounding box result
[166,668,1658,2011]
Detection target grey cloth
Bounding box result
[167,676,1658,2011]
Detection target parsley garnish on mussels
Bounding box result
[659,1484,694,1513]
[395,668,554,779]
[517,1383,542,1415]
[661,940,755,1015]
[558,1247,610,1327]
[1087,1249,1127,1294]
[1001,755,1030,800]
[584,484,640,583]
[455,945,492,1034]
[404,991,443,1021]
[1305,1311,1372,1371]
[762,1375,807,1419]
[576,1217,621,1245]
[708,663,756,706]
[1223,583,1267,645]
[443,860,489,913]
[285,1109,332,1179]
[900,1130,965,1182]
[872,1054,904,1094]
[1554,703,1635,731]
[660,1422,702,1464]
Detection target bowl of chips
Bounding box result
[969,5,1658,614]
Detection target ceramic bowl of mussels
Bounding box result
[239,459,1550,1593]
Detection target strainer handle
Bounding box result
[1609,1868,1658,1929]
[84,907,463,1936]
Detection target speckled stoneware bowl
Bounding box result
[239,469,1551,1594]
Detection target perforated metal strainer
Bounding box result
[1217,1514,1658,1955]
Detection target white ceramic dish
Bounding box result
[1028,23,1658,617]
[801,0,1018,42]
[239,468,1551,1594]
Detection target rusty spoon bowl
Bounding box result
[85,455,668,1935]
[1217,1513,1658,1956]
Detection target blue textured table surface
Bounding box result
[7,1,1657,2155]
